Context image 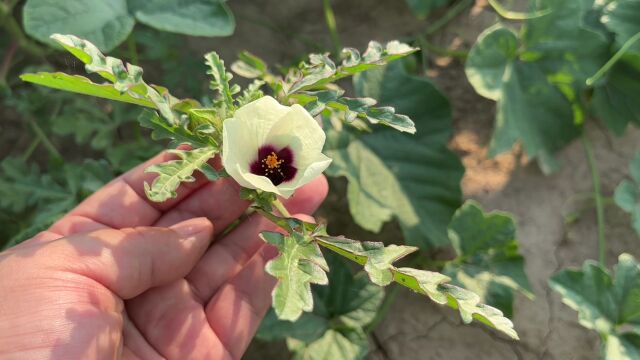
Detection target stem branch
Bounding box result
[587,31,640,86]
[582,134,606,266]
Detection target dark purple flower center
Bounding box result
[250,145,297,186]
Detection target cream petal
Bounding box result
[278,153,332,193]
[233,96,289,150]
[240,170,287,196]
[265,104,326,169]
[222,116,253,175]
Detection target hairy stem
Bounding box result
[424,0,473,36]
[487,0,551,20]
[272,198,292,217]
[582,134,606,266]
[322,0,342,56]
[587,31,640,86]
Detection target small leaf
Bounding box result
[236,80,265,107]
[465,24,519,101]
[549,254,640,335]
[592,61,640,136]
[128,0,235,37]
[614,152,640,236]
[287,329,369,360]
[286,41,418,94]
[393,267,518,339]
[231,51,269,79]
[138,110,216,148]
[205,51,235,113]
[20,73,155,108]
[261,232,329,321]
[550,254,640,358]
[144,147,218,202]
[315,236,417,286]
[444,201,533,316]
[47,34,198,122]
[257,254,384,359]
[295,90,416,133]
[23,0,134,51]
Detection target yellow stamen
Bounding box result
[263,151,284,169]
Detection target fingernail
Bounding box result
[171,218,213,240]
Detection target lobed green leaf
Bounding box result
[286,41,418,94]
[614,152,640,237]
[143,147,218,202]
[549,253,640,359]
[257,255,384,359]
[443,201,533,317]
[315,235,518,339]
[261,231,329,321]
[128,0,235,37]
[295,89,416,133]
[23,0,134,52]
[137,110,216,149]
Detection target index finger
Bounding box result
[48,150,219,236]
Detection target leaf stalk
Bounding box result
[586,31,640,86]
[582,134,606,266]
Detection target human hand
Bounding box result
[0,151,328,359]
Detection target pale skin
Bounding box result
[0,150,328,359]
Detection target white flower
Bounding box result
[222,96,332,198]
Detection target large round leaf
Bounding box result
[23,0,134,52]
[128,0,235,37]
[326,61,463,249]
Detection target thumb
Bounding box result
[44,217,214,299]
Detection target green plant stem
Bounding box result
[26,115,62,161]
[322,0,342,56]
[21,138,41,161]
[587,31,640,86]
[127,33,139,65]
[424,0,473,36]
[0,3,46,58]
[486,0,551,20]
[273,198,292,217]
[582,134,606,266]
